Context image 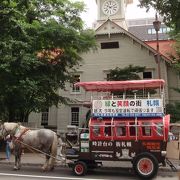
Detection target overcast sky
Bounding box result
[81,0,156,28]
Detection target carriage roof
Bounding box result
[75,79,165,92]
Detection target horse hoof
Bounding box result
[49,166,54,171]
[13,167,18,171]
[41,167,48,172]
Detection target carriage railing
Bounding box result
[89,117,167,142]
[90,92,164,101]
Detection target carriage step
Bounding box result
[166,158,177,172]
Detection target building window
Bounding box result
[143,71,152,79]
[106,73,110,81]
[72,75,80,93]
[147,29,152,34]
[147,27,170,35]
[71,107,79,126]
[41,108,49,126]
[101,42,119,49]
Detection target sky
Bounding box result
[81,0,156,28]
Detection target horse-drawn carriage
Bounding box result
[0,79,173,179]
[65,79,171,179]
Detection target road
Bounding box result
[0,164,178,180]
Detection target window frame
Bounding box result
[101,41,119,49]
[143,71,153,79]
[71,74,81,94]
[41,108,49,126]
[71,107,80,126]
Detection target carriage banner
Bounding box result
[92,99,164,118]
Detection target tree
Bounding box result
[107,65,145,81]
[0,0,96,122]
[166,103,180,123]
[139,0,180,31]
[107,65,147,96]
[139,0,180,61]
[139,0,180,122]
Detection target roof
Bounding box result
[128,24,170,41]
[95,19,172,63]
[146,40,177,61]
[75,79,165,92]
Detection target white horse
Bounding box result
[0,122,58,171]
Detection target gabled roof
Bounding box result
[95,19,173,63]
[95,19,127,34]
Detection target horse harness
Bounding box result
[11,127,30,152]
[14,127,30,142]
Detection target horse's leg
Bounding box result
[48,133,58,171]
[14,153,18,170]
[42,154,50,171]
[17,153,21,170]
[13,144,21,170]
[13,143,18,170]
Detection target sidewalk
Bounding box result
[0,151,180,172]
[0,152,45,166]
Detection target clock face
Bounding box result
[102,0,119,16]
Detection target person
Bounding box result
[5,135,11,161]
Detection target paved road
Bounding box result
[0,163,178,180]
[0,152,179,179]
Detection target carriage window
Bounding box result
[129,122,138,136]
[116,123,126,136]
[92,124,101,136]
[104,123,111,136]
[154,122,163,136]
[142,122,151,136]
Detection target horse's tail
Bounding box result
[51,132,58,158]
[47,132,58,170]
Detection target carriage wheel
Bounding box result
[133,153,158,179]
[73,161,87,176]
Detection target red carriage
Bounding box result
[66,79,170,179]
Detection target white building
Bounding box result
[28,0,180,132]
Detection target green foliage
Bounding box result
[107,65,145,81]
[166,102,180,123]
[140,0,180,122]
[0,0,96,121]
[139,0,180,61]
[107,65,149,96]
[139,0,180,31]
[171,32,180,62]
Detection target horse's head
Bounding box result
[0,121,7,139]
[0,122,20,139]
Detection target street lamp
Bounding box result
[153,13,161,79]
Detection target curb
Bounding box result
[0,160,68,167]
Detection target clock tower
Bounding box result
[95,0,133,29]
